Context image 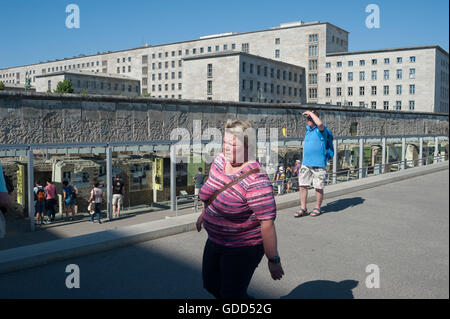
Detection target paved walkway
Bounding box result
[0,168,447,298]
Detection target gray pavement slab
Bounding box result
[0,167,447,298]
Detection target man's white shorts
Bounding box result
[298,165,327,190]
[112,194,123,206]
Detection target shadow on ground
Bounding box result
[281,280,359,299]
[322,197,365,214]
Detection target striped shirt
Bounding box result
[199,153,276,248]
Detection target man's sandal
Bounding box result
[294,208,309,218]
[309,208,322,217]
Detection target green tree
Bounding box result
[0,81,4,90]
[54,79,74,93]
[80,90,88,95]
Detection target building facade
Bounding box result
[0,20,447,112]
[320,46,449,113]
[35,71,141,97]
[182,51,306,103]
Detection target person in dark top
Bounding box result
[112,175,125,219]
[193,168,205,211]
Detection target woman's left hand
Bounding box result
[268,261,284,280]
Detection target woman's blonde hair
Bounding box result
[223,119,256,162]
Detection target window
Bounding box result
[396,69,402,79]
[360,60,365,66]
[383,101,389,110]
[384,85,389,95]
[250,80,253,91]
[396,85,402,95]
[242,80,246,90]
[231,43,236,50]
[360,71,365,81]
[326,73,331,82]
[409,68,415,79]
[242,62,246,73]
[348,61,353,67]
[372,59,377,65]
[178,83,182,90]
[178,60,182,67]
[128,66,131,72]
[359,86,365,96]
[309,60,318,70]
[207,64,213,78]
[192,48,197,54]
[325,88,331,97]
[178,72,182,79]
[337,61,342,67]
[397,57,403,63]
[359,102,365,107]
[371,86,377,95]
[178,50,182,56]
[337,72,342,82]
[409,84,415,94]
[282,70,286,80]
[275,49,280,58]
[275,38,280,45]
[171,61,175,68]
[122,66,126,73]
[223,44,227,50]
[396,101,402,110]
[250,64,253,74]
[371,71,377,80]
[277,69,280,79]
[158,62,162,69]
[384,58,390,64]
[117,67,120,73]
[309,88,317,99]
[348,87,353,96]
[165,73,168,80]
[348,72,353,81]
[309,34,318,42]
[410,56,416,63]
[288,71,291,81]
[207,80,212,95]
[215,45,219,52]
[409,100,415,110]
[270,68,274,78]
[325,62,331,68]
[350,122,358,136]
[384,70,390,80]
[309,45,318,57]
[309,74,317,84]
[185,49,189,55]
[264,66,268,77]
[242,43,249,53]
[337,87,342,96]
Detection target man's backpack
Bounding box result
[315,127,334,163]
[36,188,46,203]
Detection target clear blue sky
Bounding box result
[1,0,448,69]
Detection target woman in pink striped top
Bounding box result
[197,120,284,299]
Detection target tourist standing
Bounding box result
[89,182,103,224]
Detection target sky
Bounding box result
[0,0,448,69]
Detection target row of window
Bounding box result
[241,62,302,82]
[325,85,416,97]
[47,79,139,93]
[149,60,183,71]
[331,35,347,47]
[150,83,182,92]
[143,42,245,62]
[242,80,302,97]
[326,56,416,68]
[142,71,183,83]
[325,69,416,82]
[241,97,301,103]
[330,100,415,111]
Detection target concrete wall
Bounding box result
[0,91,448,146]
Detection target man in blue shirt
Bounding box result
[294,110,328,218]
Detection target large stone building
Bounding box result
[182,51,306,103]
[320,46,449,113]
[35,70,141,97]
[0,20,447,112]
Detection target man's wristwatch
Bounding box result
[268,256,281,264]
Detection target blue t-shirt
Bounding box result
[302,124,328,168]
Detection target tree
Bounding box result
[54,79,74,93]
[0,81,4,90]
